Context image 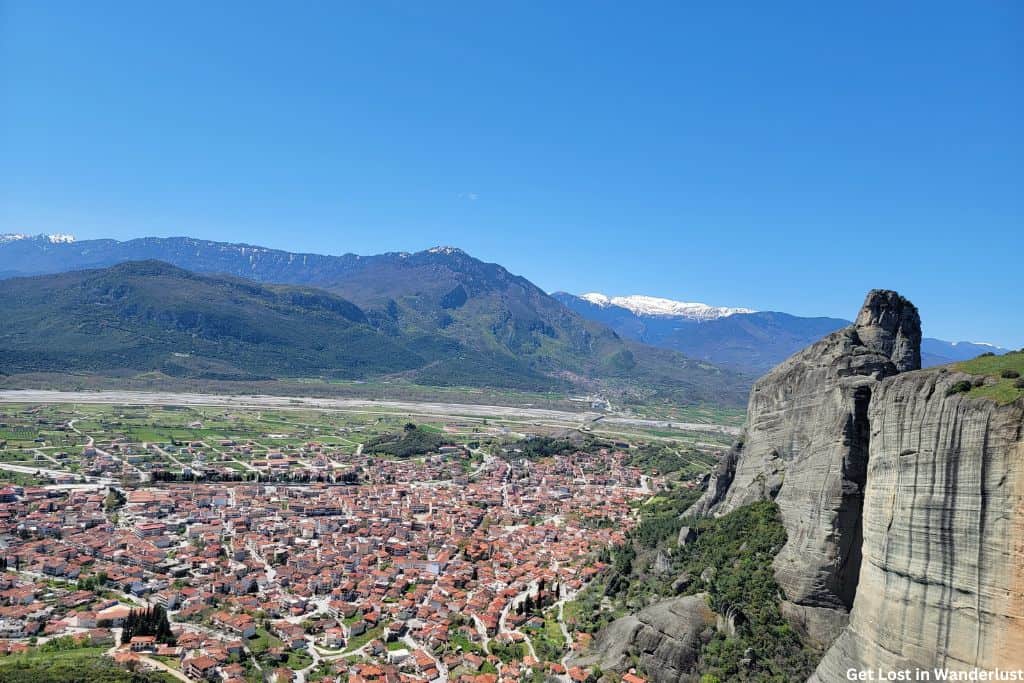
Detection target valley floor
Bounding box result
[0,390,742,440]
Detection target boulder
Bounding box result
[571,594,716,683]
[677,526,697,546]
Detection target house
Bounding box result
[271,621,307,649]
[184,655,219,680]
[321,627,345,649]
[212,611,257,638]
[96,604,133,626]
[270,668,295,682]
[129,635,157,652]
[568,666,592,683]
[74,610,97,626]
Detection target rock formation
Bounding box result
[811,369,1024,680]
[570,594,717,683]
[683,289,1024,680]
[686,290,923,634]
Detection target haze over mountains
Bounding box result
[0,234,1007,400]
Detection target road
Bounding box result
[89,437,148,482]
[0,460,114,486]
[138,654,192,682]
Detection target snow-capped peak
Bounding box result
[579,292,755,320]
[579,293,613,306]
[955,341,995,348]
[0,232,76,244]
[427,246,465,256]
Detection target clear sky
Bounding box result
[2,2,1021,346]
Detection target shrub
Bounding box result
[1000,369,1021,379]
[363,424,448,458]
[945,380,973,397]
[1015,379,1024,389]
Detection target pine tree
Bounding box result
[121,609,136,644]
[120,605,175,645]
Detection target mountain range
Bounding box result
[0,233,1008,402]
[0,236,749,406]
[554,291,1011,373]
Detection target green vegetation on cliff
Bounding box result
[677,502,818,682]
[578,491,819,682]
[956,350,1024,404]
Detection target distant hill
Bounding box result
[554,291,849,374]
[0,251,751,406]
[919,338,1014,367]
[0,261,427,382]
[553,291,1011,374]
[0,235,1008,385]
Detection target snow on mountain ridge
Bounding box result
[427,246,466,256]
[579,292,755,320]
[0,233,76,244]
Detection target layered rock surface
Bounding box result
[687,290,922,624]
[811,369,1024,680]
[683,288,1023,680]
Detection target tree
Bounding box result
[121,606,175,645]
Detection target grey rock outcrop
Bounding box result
[570,594,716,683]
[681,288,1024,681]
[677,525,697,546]
[852,288,922,373]
[684,442,739,517]
[810,369,1024,680]
[686,289,922,621]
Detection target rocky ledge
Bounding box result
[570,594,717,683]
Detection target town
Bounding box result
[0,400,720,683]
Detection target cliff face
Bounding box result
[811,369,1024,679]
[686,290,922,633]
[686,289,1024,680]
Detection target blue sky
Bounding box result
[2,2,1021,346]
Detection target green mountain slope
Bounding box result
[0,261,749,404]
[0,261,427,381]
